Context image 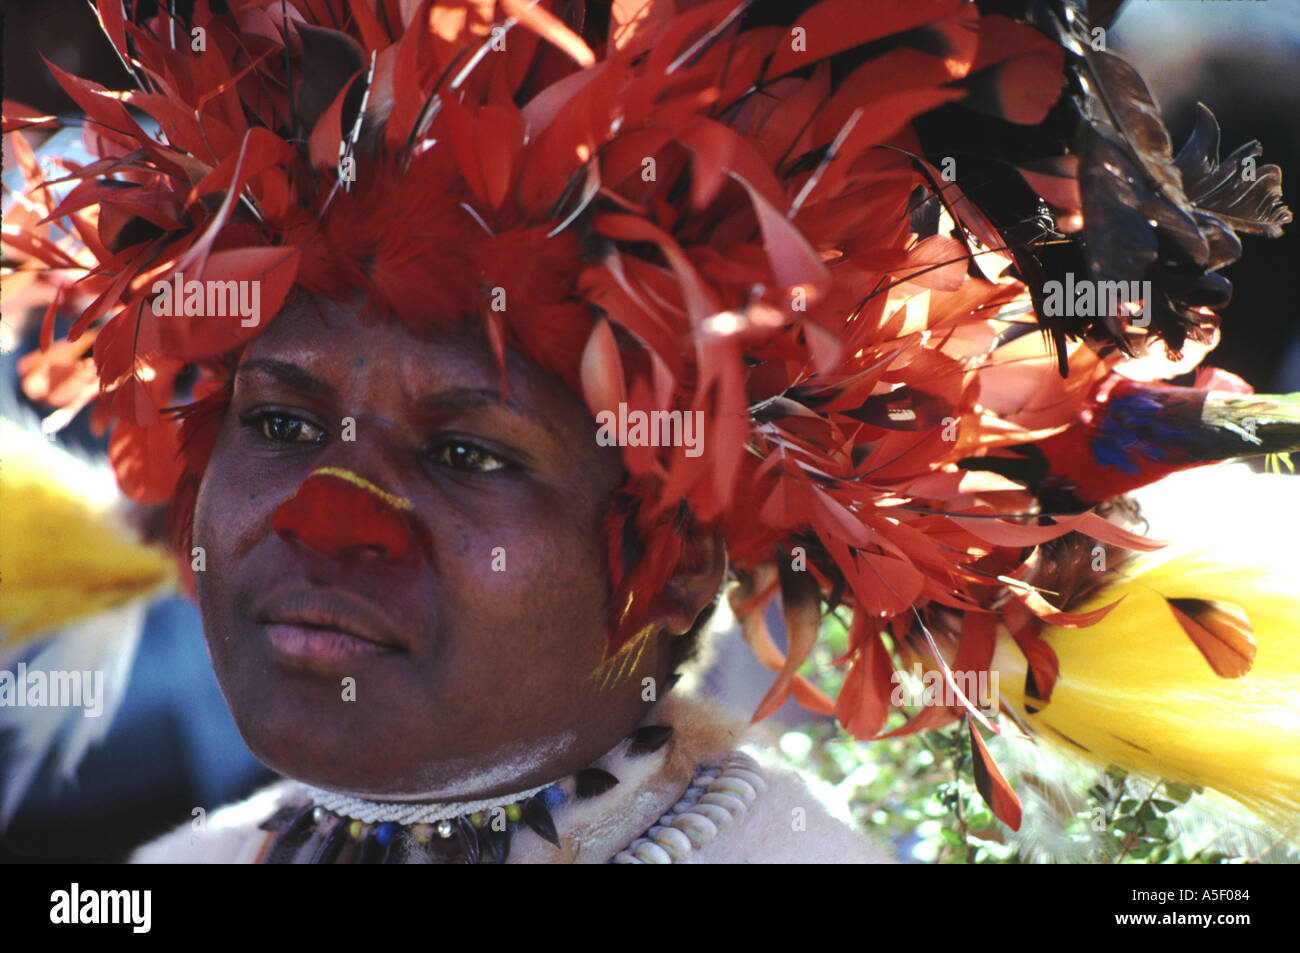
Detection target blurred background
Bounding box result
[2,0,1298,862]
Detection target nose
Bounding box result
[272,467,416,561]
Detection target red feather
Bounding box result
[969,716,1022,830]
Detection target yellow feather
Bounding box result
[0,418,177,651]
[994,540,1300,835]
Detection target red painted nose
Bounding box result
[272,467,416,560]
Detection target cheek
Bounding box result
[438,491,613,660]
[447,526,597,624]
[496,495,608,598]
[192,428,271,623]
[191,441,228,616]
[195,420,302,553]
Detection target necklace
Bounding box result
[256,723,676,864]
[611,751,766,864]
[300,780,555,825]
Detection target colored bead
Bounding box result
[539,785,566,810]
[312,807,325,824]
[375,822,397,847]
[469,812,485,828]
[506,803,523,822]
[412,824,433,844]
[436,820,455,839]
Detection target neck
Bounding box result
[307,729,583,806]
[299,700,672,809]
[257,696,754,864]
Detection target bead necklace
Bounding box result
[256,723,676,864]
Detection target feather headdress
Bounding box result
[3,0,1294,832]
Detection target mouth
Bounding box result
[253,589,410,671]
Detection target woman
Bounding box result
[141,292,885,862]
[4,0,1298,863]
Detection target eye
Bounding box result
[429,439,510,473]
[241,410,326,444]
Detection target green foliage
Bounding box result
[781,714,1015,863]
[782,713,1265,863]
[786,612,1259,863]
[1084,771,1230,864]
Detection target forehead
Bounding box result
[246,293,482,369]
[244,293,527,395]
[237,292,598,443]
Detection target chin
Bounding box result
[235,712,403,794]
[223,687,482,798]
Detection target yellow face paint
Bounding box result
[587,623,656,692]
[311,466,414,512]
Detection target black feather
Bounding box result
[259,804,304,832]
[356,827,388,864]
[626,725,674,757]
[1174,103,1291,240]
[523,795,562,848]
[262,804,316,864]
[478,823,510,865]
[575,768,620,799]
[456,815,480,865]
[312,819,352,865]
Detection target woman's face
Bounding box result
[194,294,695,800]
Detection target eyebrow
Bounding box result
[417,387,517,414]
[236,359,568,447]
[419,387,569,448]
[235,358,330,394]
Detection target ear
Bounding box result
[652,530,728,636]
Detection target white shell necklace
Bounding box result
[612,751,766,863]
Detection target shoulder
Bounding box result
[686,749,894,864]
[626,695,894,864]
[130,781,294,863]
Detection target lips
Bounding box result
[252,589,410,666]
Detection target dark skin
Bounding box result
[193,294,725,801]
